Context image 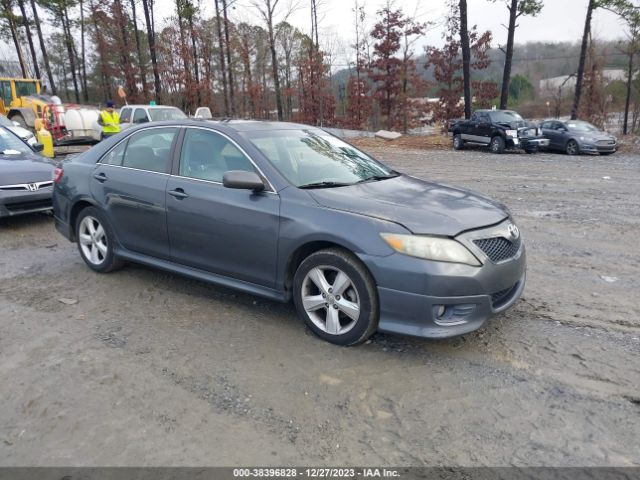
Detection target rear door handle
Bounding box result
[168,188,189,199]
[93,172,107,182]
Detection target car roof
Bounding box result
[120,105,182,109]
[123,118,324,133]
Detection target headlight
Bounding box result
[506,130,518,137]
[381,233,481,266]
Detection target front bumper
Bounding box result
[580,142,617,154]
[360,222,527,339]
[0,188,53,218]
[507,136,550,150]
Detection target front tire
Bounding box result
[453,133,464,150]
[76,207,123,273]
[489,136,505,154]
[293,248,378,346]
[566,139,579,155]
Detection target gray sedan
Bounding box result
[0,127,54,218]
[52,120,526,345]
[540,119,617,155]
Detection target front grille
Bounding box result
[490,283,518,308]
[474,236,521,263]
[5,199,52,213]
[597,140,615,146]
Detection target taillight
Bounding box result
[53,167,64,183]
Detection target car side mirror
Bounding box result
[33,142,44,152]
[223,170,265,191]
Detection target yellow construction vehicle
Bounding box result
[0,77,99,145]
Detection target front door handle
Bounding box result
[168,188,189,199]
[93,172,107,182]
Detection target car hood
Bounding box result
[576,131,616,142]
[307,175,509,236]
[0,155,54,185]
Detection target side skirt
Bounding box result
[114,247,289,303]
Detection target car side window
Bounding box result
[471,112,478,121]
[133,108,149,124]
[120,108,132,123]
[479,114,490,123]
[540,121,550,129]
[121,127,177,173]
[179,129,255,183]
[101,140,127,166]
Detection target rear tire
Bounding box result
[75,207,123,273]
[293,248,378,346]
[453,134,464,150]
[489,136,505,154]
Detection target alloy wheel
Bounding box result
[79,216,108,266]
[301,266,360,335]
[566,140,578,155]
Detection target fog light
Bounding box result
[433,305,446,318]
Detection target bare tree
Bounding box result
[572,0,631,119]
[618,4,640,134]
[250,0,297,120]
[141,0,161,101]
[458,0,471,118]
[492,0,543,109]
[30,0,56,92]
[16,0,41,79]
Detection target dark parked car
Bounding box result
[449,109,549,154]
[0,126,54,218]
[53,120,526,345]
[540,119,617,155]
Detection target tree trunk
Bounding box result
[214,0,229,115]
[79,0,89,101]
[130,0,148,101]
[16,0,40,79]
[222,0,235,115]
[4,3,28,78]
[141,0,161,102]
[187,13,201,106]
[459,0,471,119]
[500,0,518,110]
[30,0,56,93]
[62,7,80,103]
[90,0,110,101]
[572,0,594,120]
[623,50,633,135]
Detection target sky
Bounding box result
[0,0,630,70]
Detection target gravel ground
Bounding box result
[0,147,639,467]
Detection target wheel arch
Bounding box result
[283,240,353,295]
[8,108,36,128]
[68,198,99,241]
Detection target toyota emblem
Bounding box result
[507,223,520,240]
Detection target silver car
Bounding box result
[540,119,617,155]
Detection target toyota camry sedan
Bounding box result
[53,120,526,345]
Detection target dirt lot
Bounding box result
[1,146,639,466]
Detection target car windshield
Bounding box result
[0,115,13,127]
[148,108,187,121]
[488,111,523,123]
[246,129,396,188]
[566,121,599,132]
[0,127,31,155]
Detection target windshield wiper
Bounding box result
[355,171,400,184]
[297,181,354,189]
